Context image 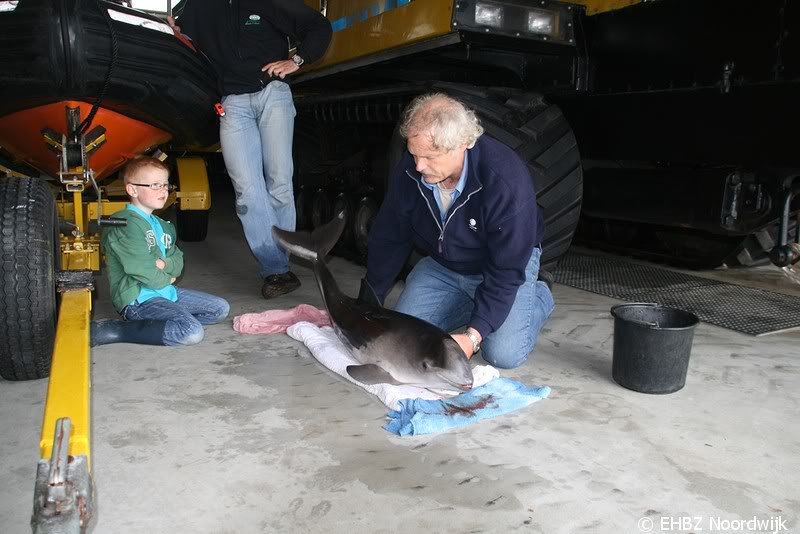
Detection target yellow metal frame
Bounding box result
[0,162,29,178]
[175,156,211,211]
[39,290,93,463]
[40,184,99,470]
[57,197,129,271]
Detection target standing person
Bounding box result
[169,1,332,298]
[360,93,555,369]
[92,157,230,346]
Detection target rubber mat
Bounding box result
[553,252,800,336]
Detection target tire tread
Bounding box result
[0,177,57,381]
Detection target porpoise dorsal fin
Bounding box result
[346,364,403,386]
[272,211,346,263]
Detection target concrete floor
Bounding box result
[2,187,799,533]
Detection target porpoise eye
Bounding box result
[421,361,430,370]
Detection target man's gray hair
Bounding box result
[399,93,484,151]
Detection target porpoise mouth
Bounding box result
[437,374,473,392]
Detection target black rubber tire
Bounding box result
[332,192,355,247]
[311,188,333,229]
[440,86,583,271]
[353,196,379,258]
[295,185,311,230]
[0,177,58,381]
[176,209,209,242]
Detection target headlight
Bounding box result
[453,0,573,45]
[0,1,19,13]
[475,2,504,28]
[527,9,555,35]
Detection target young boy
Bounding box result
[91,156,230,346]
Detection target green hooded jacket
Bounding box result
[102,208,184,313]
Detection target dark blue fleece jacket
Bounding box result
[366,134,544,338]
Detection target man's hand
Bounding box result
[166,16,180,32]
[155,258,166,270]
[166,16,196,51]
[451,333,475,360]
[262,59,299,80]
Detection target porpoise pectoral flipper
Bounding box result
[273,212,474,392]
[346,364,404,386]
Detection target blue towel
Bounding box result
[384,378,551,436]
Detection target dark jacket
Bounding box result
[178,0,332,95]
[366,134,544,339]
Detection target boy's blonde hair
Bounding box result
[122,156,170,185]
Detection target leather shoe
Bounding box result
[261,271,301,299]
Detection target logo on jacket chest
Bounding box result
[145,230,157,251]
[468,218,478,232]
[144,230,172,251]
[246,14,261,25]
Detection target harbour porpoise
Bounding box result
[273,212,473,392]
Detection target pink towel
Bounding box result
[233,304,331,334]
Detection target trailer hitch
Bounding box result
[31,418,94,534]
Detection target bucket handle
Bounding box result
[628,319,660,328]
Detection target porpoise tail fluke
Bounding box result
[272,211,347,263]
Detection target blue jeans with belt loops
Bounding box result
[122,288,230,346]
[220,81,297,278]
[394,247,555,369]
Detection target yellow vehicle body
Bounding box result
[306,0,455,69]
[573,0,640,14]
[302,0,641,73]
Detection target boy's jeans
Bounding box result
[220,81,296,278]
[123,288,230,346]
[394,248,555,369]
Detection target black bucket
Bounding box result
[610,303,699,394]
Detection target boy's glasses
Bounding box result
[130,183,177,191]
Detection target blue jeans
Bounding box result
[394,248,555,369]
[220,81,297,277]
[122,288,230,346]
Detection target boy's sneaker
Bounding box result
[261,271,301,299]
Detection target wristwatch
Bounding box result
[465,328,481,353]
[291,53,304,67]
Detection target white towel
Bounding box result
[286,321,500,410]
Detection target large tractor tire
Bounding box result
[391,86,583,271]
[0,177,58,381]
